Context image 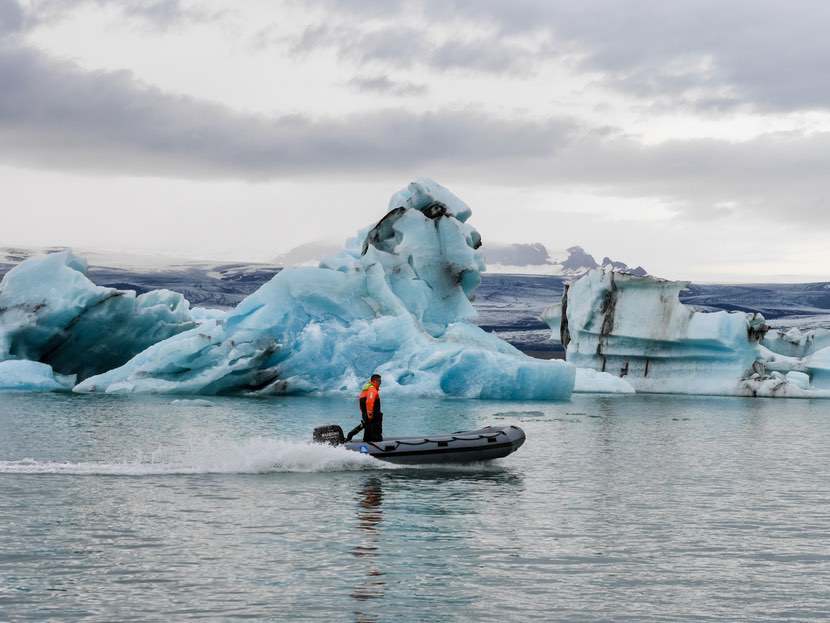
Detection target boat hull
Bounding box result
[344,425,526,464]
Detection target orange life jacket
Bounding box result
[358,381,380,420]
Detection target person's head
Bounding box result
[370,374,381,388]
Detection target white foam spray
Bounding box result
[0,437,394,476]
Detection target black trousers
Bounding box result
[346,413,384,442]
[362,413,383,442]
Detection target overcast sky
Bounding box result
[1,0,828,281]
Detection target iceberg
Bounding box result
[0,251,196,380]
[0,360,75,392]
[76,179,575,399]
[550,268,830,398]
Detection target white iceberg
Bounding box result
[0,360,75,392]
[76,179,575,400]
[550,268,830,398]
[0,251,196,380]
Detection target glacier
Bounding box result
[0,251,196,380]
[548,268,830,398]
[75,179,575,399]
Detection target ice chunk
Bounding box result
[763,327,830,358]
[0,360,75,392]
[552,268,829,398]
[805,347,830,390]
[741,371,830,398]
[388,177,473,222]
[77,180,574,400]
[785,371,811,390]
[541,302,563,345]
[190,307,228,323]
[0,251,196,380]
[574,368,635,394]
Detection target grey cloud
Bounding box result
[0,0,23,32]
[293,22,543,75]
[348,75,427,97]
[302,0,830,113]
[429,39,536,74]
[292,24,426,66]
[27,0,213,29]
[2,39,828,229]
[545,131,830,225]
[0,44,573,180]
[410,126,830,227]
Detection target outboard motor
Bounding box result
[313,424,345,446]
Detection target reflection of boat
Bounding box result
[312,424,526,464]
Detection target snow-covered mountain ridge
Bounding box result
[271,241,647,277]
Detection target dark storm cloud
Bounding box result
[300,0,830,113]
[0,44,574,180]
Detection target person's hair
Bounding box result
[371,374,381,382]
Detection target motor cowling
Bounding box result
[313,424,345,446]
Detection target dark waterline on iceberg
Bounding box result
[1,393,830,621]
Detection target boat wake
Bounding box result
[0,437,394,476]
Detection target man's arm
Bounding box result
[365,387,377,419]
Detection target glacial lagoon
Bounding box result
[2,392,829,621]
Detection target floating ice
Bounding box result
[0,251,196,380]
[189,307,228,323]
[763,326,830,358]
[76,179,574,400]
[805,347,830,390]
[0,360,75,392]
[574,368,635,394]
[550,268,830,398]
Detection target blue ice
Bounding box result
[0,251,195,380]
[76,179,575,399]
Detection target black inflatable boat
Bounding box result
[312,424,526,464]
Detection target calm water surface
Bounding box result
[1,392,829,621]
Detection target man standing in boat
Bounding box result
[345,374,383,442]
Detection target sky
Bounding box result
[1,0,829,282]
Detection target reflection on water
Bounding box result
[351,477,385,620]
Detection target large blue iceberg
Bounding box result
[76,179,575,399]
[0,251,196,380]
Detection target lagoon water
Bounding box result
[1,392,829,621]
